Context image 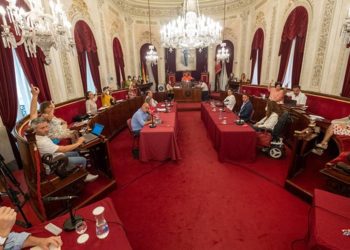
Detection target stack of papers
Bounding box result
[309,114,324,121]
[157,108,166,112]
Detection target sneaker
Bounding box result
[84,173,99,182]
[316,143,328,150]
[312,148,324,155]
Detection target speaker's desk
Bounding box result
[173,87,201,102]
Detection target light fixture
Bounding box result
[145,0,158,65]
[341,7,350,46]
[216,0,229,63]
[0,0,74,65]
[160,0,222,50]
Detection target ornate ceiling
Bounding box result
[110,0,259,18]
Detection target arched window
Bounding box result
[277,6,308,88]
[250,28,264,85]
[113,37,126,88]
[215,40,234,91]
[140,43,158,91]
[74,20,102,94]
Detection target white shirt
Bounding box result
[256,112,279,130]
[223,95,236,111]
[35,135,62,158]
[200,82,208,91]
[86,99,97,114]
[286,91,307,105]
[146,96,158,107]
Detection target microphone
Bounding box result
[43,196,78,202]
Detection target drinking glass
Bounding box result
[75,220,87,235]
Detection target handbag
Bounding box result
[41,153,76,179]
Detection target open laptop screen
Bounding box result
[91,123,104,136]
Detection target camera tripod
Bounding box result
[0,154,32,228]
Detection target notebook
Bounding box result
[82,123,104,143]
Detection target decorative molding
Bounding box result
[97,0,105,8]
[60,52,75,98]
[68,0,92,24]
[112,0,256,18]
[265,6,276,81]
[255,11,266,28]
[334,49,348,95]
[239,10,249,73]
[311,0,336,87]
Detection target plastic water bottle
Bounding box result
[219,109,223,120]
[93,206,109,239]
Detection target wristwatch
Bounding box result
[0,236,7,246]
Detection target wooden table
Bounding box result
[201,103,257,163]
[173,87,201,102]
[139,103,181,162]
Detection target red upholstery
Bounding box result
[306,94,350,120]
[54,90,128,123]
[241,85,269,97]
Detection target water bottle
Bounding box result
[219,108,223,120]
[92,206,109,239]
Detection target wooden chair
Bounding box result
[18,128,88,220]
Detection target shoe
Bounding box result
[312,148,324,156]
[84,173,99,182]
[316,143,328,150]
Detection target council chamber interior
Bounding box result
[0,0,350,249]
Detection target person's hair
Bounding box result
[145,95,151,104]
[266,100,281,118]
[103,86,109,92]
[227,89,233,93]
[242,93,249,99]
[293,85,301,90]
[39,101,52,114]
[146,90,152,96]
[31,117,47,129]
[86,91,92,100]
[274,82,282,88]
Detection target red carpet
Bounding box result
[109,111,310,250]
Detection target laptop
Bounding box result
[82,123,104,143]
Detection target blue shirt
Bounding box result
[131,108,149,132]
[5,232,30,250]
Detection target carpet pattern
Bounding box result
[109,111,310,250]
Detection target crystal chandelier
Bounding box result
[216,0,229,62]
[217,42,229,63]
[0,0,74,65]
[145,0,158,65]
[160,0,222,50]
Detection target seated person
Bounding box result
[145,90,158,107]
[181,72,193,82]
[253,100,281,131]
[238,94,253,122]
[125,75,132,89]
[30,85,77,141]
[197,81,209,101]
[285,85,307,106]
[131,103,152,135]
[30,117,98,182]
[0,206,62,250]
[166,81,174,100]
[85,91,98,115]
[268,81,286,104]
[223,89,236,111]
[101,86,115,107]
[313,115,350,151]
[128,82,138,99]
[137,75,144,85]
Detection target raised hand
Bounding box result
[30,84,40,96]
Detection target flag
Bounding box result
[215,62,222,75]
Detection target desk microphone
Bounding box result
[43,196,78,202]
[149,113,156,128]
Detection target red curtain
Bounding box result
[250,28,264,84]
[74,20,102,93]
[341,53,350,97]
[140,43,159,88]
[0,11,23,168]
[15,47,52,102]
[113,38,126,88]
[277,6,308,86]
